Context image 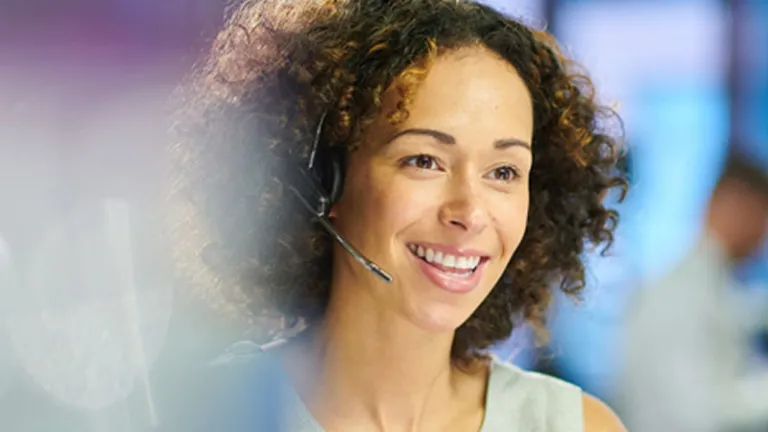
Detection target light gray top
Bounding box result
[278,357,584,432]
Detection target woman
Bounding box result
[169,0,628,430]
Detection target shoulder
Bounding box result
[486,360,583,430]
[490,360,582,397]
[488,360,626,431]
[582,393,626,432]
[492,362,626,431]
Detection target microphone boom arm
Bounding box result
[286,169,393,284]
[314,216,393,283]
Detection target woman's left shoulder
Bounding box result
[582,393,627,432]
[488,359,625,431]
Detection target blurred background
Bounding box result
[0,0,766,430]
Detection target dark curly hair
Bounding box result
[168,0,628,362]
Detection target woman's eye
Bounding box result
[491,166,519,182]
[401,154,440,170]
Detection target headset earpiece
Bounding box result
[286,111,392,283]
[314,146,347,205]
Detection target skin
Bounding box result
[281,45,625,432]
[707,178,768,262]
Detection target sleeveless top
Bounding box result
[160,343,584,432]
[275,355,584,432]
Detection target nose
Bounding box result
[437,181,490,235]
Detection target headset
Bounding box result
[285,112,393,284]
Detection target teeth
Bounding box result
[408,244,483,270]
[457,257,468,269]
[425,248,435,263]
[434,251,444,264]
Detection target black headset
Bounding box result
[286,111,393,283]
[308,112,347,209]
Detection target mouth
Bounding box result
[407,243,490,293]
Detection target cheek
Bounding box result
[744,205,768,233]
[338,165,432,238]
[369,177,436,235]
[493,191,530,256]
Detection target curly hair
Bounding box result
[168,0,628,361]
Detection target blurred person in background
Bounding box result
[165,0,629,430]
[619,149,768,432]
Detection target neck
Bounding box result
[293,275,475,431]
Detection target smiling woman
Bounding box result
[168,0,628,431]
[326,46,536,335]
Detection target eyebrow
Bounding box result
[388,128,531,150]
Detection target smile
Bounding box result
[407,243,490,293]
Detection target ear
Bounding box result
[328,204,338,219]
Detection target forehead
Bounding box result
[372,45,534,148]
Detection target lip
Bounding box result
[407,244,490,294]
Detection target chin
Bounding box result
[405,301,478,334]
[395,271,500,336]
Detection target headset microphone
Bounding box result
[285,112,393,284]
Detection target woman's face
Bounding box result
[331,46,533,332]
